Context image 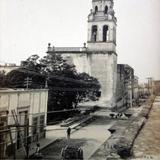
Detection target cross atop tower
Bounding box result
[87,0,117,52]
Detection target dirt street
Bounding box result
[133,96,160,159]
[42,117,114,159]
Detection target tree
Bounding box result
[6,68,45,89]
[0,70,6,87]
[21,54,42,72]
[6,53,101,111]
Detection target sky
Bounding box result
[0,0,160,82]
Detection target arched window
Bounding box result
[92,25,98,42]
[103,25,109,42]
[95,6,98,14]
[104,6,108,14]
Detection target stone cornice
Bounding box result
[87,41,117,46]
[88,18,117,25]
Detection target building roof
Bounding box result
[0,88,48,94]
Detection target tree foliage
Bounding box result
[6,53,101,111]
[0,70,6,87]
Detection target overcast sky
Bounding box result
[0,0,160,82]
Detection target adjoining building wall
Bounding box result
[116,64,127,109]
[116,64,135,109]
[0,89,48,157]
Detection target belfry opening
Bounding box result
[92,25,98,42]
[95,6,98,14]
[104,6,108,14]
[103,25,108,42]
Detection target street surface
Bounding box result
[40,103,147,160]
[42,117,115,159]
[133,96,160,159]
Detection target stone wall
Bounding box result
[62,51,117,107]
[89,52,117,104]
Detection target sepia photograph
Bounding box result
[0,0,160,159]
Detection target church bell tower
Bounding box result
[86,0,117,107]
[87,0,117,52]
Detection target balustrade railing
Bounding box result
[48,47,87,52]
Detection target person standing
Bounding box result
[66,127,71,140]
[35,143,40,155]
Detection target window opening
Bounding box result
[103,25,109,42]
[95,6,98,14]
[92,25,98,42]
[104,6,108,14]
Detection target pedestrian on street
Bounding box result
[67,127,71,140]
[35,143,40,154]
[33,142,43,159]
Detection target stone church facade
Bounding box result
[47,0,117,107]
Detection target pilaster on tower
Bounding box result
[87,0,117,52]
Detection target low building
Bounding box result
[153,80,160,95]
[0,88,48,158]
[138,83,148,97]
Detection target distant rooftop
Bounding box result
[0,88,48,93]
[0,63,19,67]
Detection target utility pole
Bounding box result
[11,110,27,157]
[130,70,134,108]
[8,126,16,159]
[129,78,133,108]
[45,78,48,89]
[24,77,32,89]
[25,119,30,159]
[0,110,9,159]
